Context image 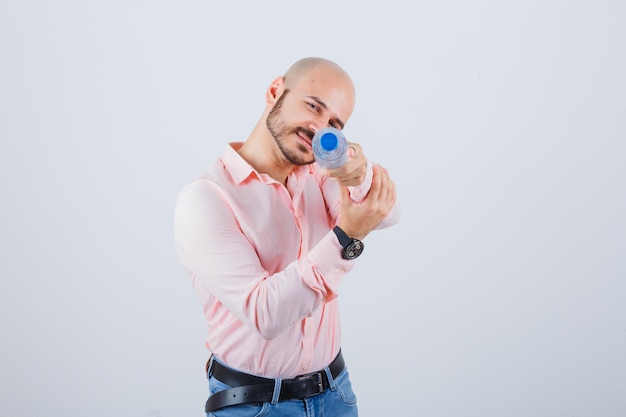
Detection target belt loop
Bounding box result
[323,366,337,391]
[271,378,282,404]
[206,355,215,378]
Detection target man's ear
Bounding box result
[266,76,285,105]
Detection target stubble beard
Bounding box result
[266,91,315,166]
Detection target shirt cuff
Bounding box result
[303,231,354,301]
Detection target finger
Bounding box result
[376,167,395,206]
[367,164,383,201]
[384,174,396,206]
[333,161,367,186]
[337,170,365,186]
[378,168,392,204]
[382,168,393,199]
[346,142,360,159]
[385,175,397,208]
[385,169,396,201]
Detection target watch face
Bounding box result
[342,240,364,260]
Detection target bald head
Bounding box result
[283,57,354,92]
[272,57,355,126]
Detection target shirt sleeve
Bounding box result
[347,160,374,202]
[173,179,353,340]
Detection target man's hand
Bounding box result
[321,142,367,187]
[337,164,397,240]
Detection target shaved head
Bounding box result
[283,57,355,99]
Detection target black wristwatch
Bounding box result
[333,226,364,260]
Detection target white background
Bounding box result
[1,1,625,416]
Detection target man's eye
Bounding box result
[329,122,339,129]
[307,102,319,112]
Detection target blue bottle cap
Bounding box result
[320,132,338,151]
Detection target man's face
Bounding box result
[266,90,314,166]
[266,68,355,166]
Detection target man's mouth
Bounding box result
[295,130,313,150]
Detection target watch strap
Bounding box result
[332,226,353,249]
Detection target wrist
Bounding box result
[333,226,364,260]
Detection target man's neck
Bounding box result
[238,129,293,186]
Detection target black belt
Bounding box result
[205,351,345,412]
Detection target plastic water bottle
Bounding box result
[312,127,348,169]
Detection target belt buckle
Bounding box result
[301,372,323,398]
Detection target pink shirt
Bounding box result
[174,143,399,378]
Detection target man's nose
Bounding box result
[308,120,328,134]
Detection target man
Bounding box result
[174,57,400,416]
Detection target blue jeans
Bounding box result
[205,358,359,417]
